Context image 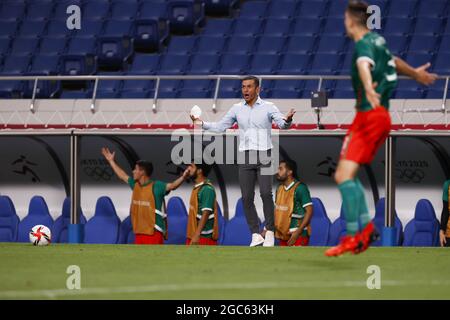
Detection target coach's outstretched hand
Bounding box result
[190,114,203,126]
[414,62,438,86]
[284,108,296,122]
[102,147,115,162]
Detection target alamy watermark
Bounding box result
[66,265,81,290]
[366,265,381,290]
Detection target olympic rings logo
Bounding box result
[395,168,425,183]
[83,166,114,181]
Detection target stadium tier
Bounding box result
[0,0,449,99]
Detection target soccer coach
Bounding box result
[190,76,295,247]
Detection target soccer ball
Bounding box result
[29,225,52,246]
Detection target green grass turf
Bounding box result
[0,243,449,300]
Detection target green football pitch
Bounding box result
[0,243,449,300]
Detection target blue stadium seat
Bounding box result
[222,198,257,246]
[414,17,444,35]
[218,79,242,98]
[84,196,121,244]
[219,53,249,74]
[267,1,297,19]
[327,0,349,17]
[10,37,39,56]
[127,54,160,74]
[17,196,54,243]
[67,37,97,55]
[158,79,182,98]
[387,0,418,18]
[111,1,139,20]
[97,36,133,70]
[416,0,448,17]
[382,17,413,35]
[0,38,10,55]
[202,18,233,36]
[46,19,75,37]
[158,53,190,74]
[167,0,205,35]
[0,196,19,242]
[327,206,347,246]
[1,55,30,74]
[60,54,97,75]
[18,20,47,37]
[405,52,434,69]
[255,36,286,54]
[139,2,168,19]
[103,19,133,37]
[309,53,342,75]
[298,0,327,17]
[271,80,303,99]
[409,35,439,53]
[322,18,345,35]
[83,1,111,20]
[309,198,331,246]
[120,80,155,98]
[96,79,122,98]
[292,18,322,35]
[204,0,238,16]
[179,79,213,97]
[384,35,408,55]
[189,54,220,74]
[53,198,87,243]
[59,90,90,99]
[39,37,67,55]
[165,196,188,244]
[118,215,135,244]
[0,21,19,38]
[439,35,450,53]
[133,19,170,52]
[226,35,255,54]
[371,198,403,246]
[403,199,440,247]
[286,35,316,54]
[75,20,105,38]
[25,1,54,21]
[316,35,347,53]
[196,36,226,54]
[28,54,60,74]
[0,1,26,21]
[238,1,267,19]
[233,18,262,36]
[166,36,197,55]
[277,53,310,74]
[248,53,279,74]
[334,79,354,98]
[434,53,450,73]
[262,18,292,36]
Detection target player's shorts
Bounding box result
[135,231,164,245]
[340,106,391,164]
[279,236,309,247]
[185,237,217,246]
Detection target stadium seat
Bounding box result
[433,53,450,73]
[60,54,97,75]
[1,55,30,74]
[46,19,75,37]
[286,35,316,54]
[166,36,197,55]
[327,0,349,17]
[248,53,280,74]
[166,196,188,244]
[255,36,287,54]
[416,0,448,17]
[158,53,190,74]
[439,35,450,53]
[383,17,413,35]
[267,1,297,19]
[120,79,155,98]
[226,35,255,54]
[414,17,444,35]
[0,196,19,242]
[204,0,238,16]
[202,18,233,37]
[118,215,135,244]
[270,80,303,99]
[139,2,168,19]
[25,1,54,21]
[262,18,292,36]
[95,79,122,98]
[309,53,342,75]
[17,196,54,243]
[76,20,105,38]
[322,18,345,35]
[84,196,121,244]
[127,54,160,74]
[309,198,331,246]
[158,79,182,98]
[67,38,97,55]
[97,36,133,71]
[218,79,242,98]
[238,1,267,19]
[133,19,170,52]
[233,18,262,36]
[298,1,327,17]
[277,53,310,74]
[327,206,347,246]
[387,0,417,18]
[10,37,39,56]
[103,19,133,37]
[39,37,67,55]
[371,198,403,246]
[53,198,87,243]
[167,0,205,35]
[316,35,347,54]
[292,18,322,36]
[189,54,220,74]
[83,1,111,20]
[111,1,139,20]
[383,35,408,56]
[219,53,249,74]
[196,36,226,54]
[333,79,354,98]
[408,35,438,53]
[17,20,47,37]
[0,21,18,39]
[222,198,257,246]
[0,1,26,21]
[403,199,440,247]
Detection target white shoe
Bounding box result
[263,230,275,247]
[250,233,265,247]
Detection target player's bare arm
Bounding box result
[101,147,130,183]
[394,57,438,86]
[165,168,190,192]
[357,59,380,109]
[284,108,296,122]
[287,205,313,246]
[190,209,210,245]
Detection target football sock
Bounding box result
[338,179,360,236]
[355,178,371,228]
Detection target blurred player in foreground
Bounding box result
[326,0,438,256]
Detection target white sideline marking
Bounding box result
[0,280,448,299]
